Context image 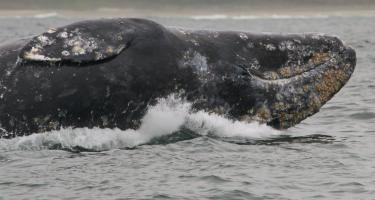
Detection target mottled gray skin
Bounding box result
[0,18,356,138]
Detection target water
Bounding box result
[0,15,374,199]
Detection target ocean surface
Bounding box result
[0,15,374,200]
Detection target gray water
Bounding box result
[0,15,374,200]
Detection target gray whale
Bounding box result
[0,18,356,138]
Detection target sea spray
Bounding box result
[186,111,279,138]
[0,94,279,151]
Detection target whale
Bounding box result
[0,18,356,138]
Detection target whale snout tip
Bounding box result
[323,34,356,71]
[336,43,356,84]
[343,45,356,71]
[344,46,356,60]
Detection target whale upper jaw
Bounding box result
[245,40,356,129]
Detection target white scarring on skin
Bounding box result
[249,58,261,70]
[37,35,55,46]
[57,31,68,39]
[247,42,255,48]
[23,46,61,61]
[191,52,208,73]
[180,50,209,81]
[279,41,295,51]
[64,33,99,56]
[24,54,61,62]
[22,26,128,62]
[213,31,219,38]
[190,39,199,46]
[61,50,70,56]
[239,33,248,40]
[265,44,277,51]
[311,33,326,40]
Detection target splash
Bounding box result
[0,94,279,151]
[186,111,279,138]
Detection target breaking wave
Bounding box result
[0,94,280,152]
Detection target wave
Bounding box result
[0,94,280,152]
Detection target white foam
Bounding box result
[186,111,279,138]
[0,94,279,151]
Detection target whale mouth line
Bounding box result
[246,45,355,84]
[244,51,333,82]
[247,64,320,82]
[244,62,327,86]
[245,46,356,129]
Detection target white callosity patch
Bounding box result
[0,95,279,151]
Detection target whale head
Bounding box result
[232,33,356,129]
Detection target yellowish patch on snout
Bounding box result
[278,66,292,77]
[315,68,348,102]
[310,52,330,65]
